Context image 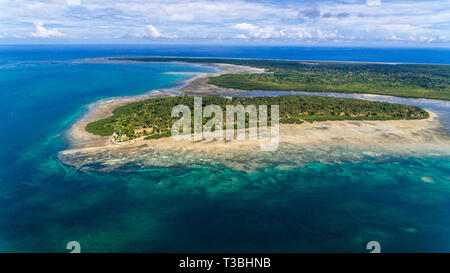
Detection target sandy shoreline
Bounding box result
[59,111,450,172]
[59,60,450,172]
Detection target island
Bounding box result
[58,58,449,172]
[85,95,429,142]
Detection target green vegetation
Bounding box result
[111,57,450,100]
[85,95,429,141]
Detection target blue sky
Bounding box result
[0,0,449,46]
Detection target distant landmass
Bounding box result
[112,57,450,101]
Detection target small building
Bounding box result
[134,127,153,136]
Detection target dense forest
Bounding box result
[86,95,429,141]
[111,57,450,100]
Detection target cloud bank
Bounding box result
[0,0,448,46]
[31,22,65,38]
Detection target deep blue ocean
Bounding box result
[1,44,450,64]
[0,45,449,252]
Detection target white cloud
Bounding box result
[233,23,340,41]
[236,33,248,39]
[146,25,163,38]
[67,0,81,6]
[167,13,195,22]
[130,25,175,39]
[297,29,312,39]
[31,22,64,38]
[233,23,258,32]
[233,23,286,39]
[367,0,381,6]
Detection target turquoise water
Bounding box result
[0,61,211,166]
[0,46,449,252]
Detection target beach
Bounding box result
[59,108,449,172]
